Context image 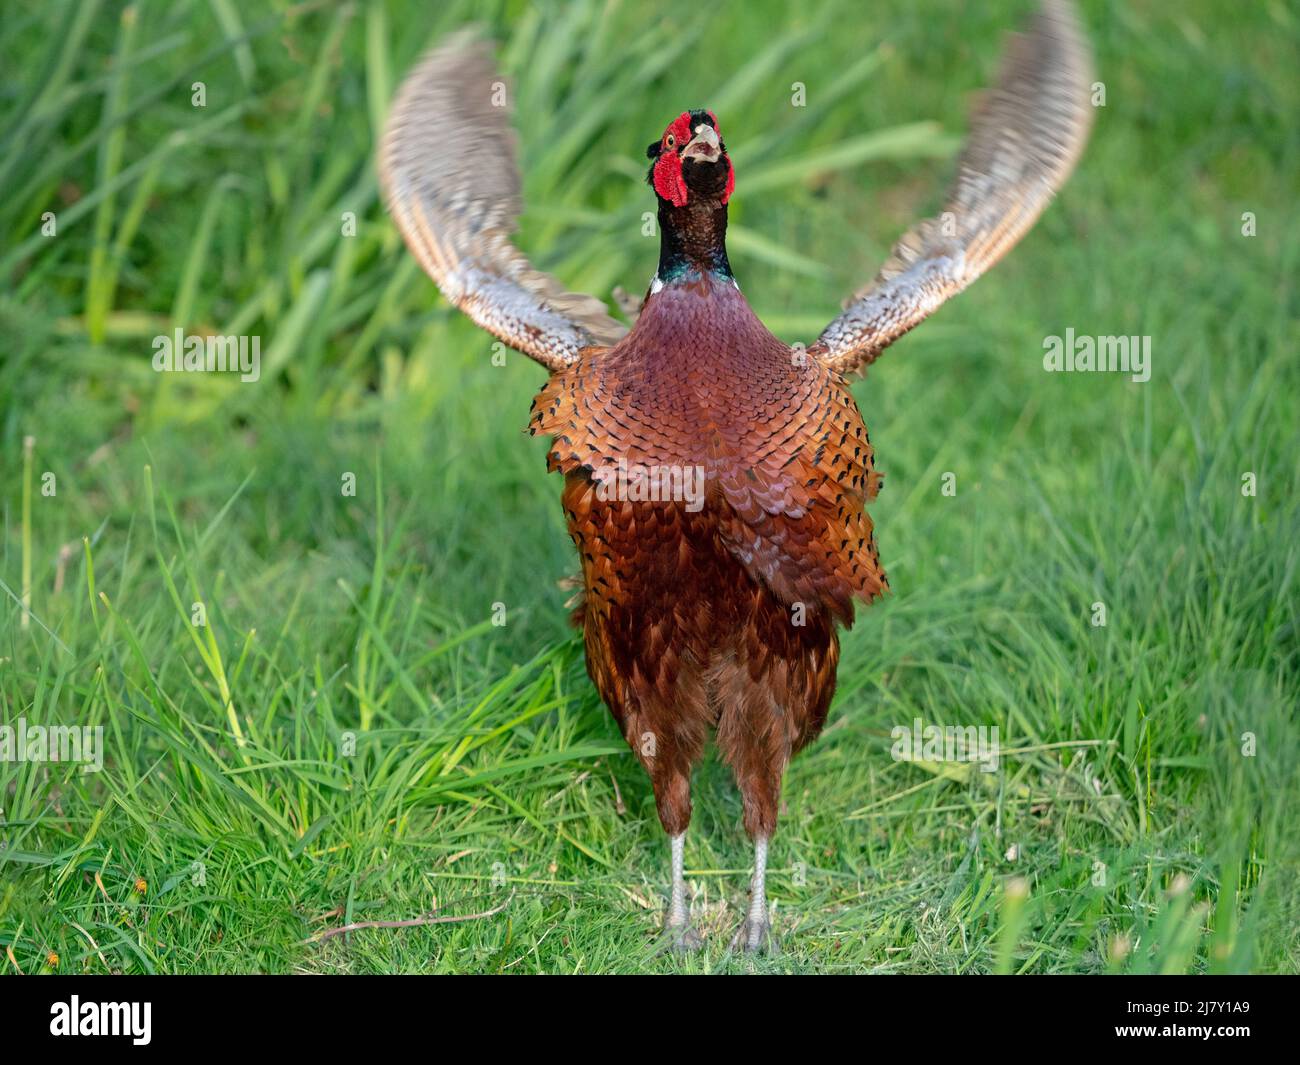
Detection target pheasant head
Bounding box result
[646,109,734,208]
[646,110,735,283]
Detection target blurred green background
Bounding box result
[0,0,1296,973]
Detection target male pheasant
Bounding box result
[380,0,1092,951]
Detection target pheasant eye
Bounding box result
[665,134,675,148]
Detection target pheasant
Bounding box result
[380,0,1092,952]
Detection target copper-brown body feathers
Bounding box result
[531,277,885,835]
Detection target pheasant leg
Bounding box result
[731,835,776,953]
[660,832,702,951]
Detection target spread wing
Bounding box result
[379,31,627,372]
[811,0,1093,375]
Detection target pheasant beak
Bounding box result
[682,123,721,162]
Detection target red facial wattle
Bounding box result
[652,112,693,207]
[652,151,689,207]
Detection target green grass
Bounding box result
[1,0,1297,974]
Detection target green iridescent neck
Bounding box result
[656,198,732,283]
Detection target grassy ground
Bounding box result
[1,0,1296,974]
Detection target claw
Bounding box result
[658,921,704,954]
[729,916,777,955]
